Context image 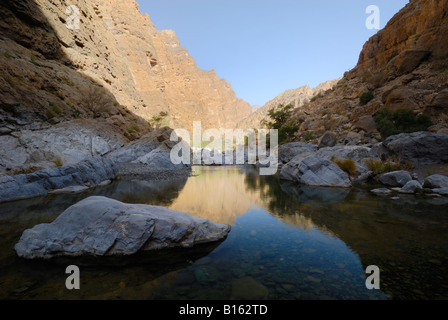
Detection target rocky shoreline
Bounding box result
[276,131,448,197]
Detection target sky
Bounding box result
[137,0,409,106]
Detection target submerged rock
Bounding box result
[15,196,231,259]
[230,277,269,300]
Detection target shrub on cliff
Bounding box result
[360,91,374,106]
[374,107,432,138]
[261,104,299,144]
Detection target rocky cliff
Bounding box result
[0,0,251,174]
[251,0,448,145]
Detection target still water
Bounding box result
[1,166,447,300]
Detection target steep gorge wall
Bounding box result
[0,0,252,174]
[282,0,448,144]
[0,0,252,132]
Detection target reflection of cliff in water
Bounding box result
[252,177,448,299]
[168,167,262,225]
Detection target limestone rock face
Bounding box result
[0,120,126,174]
[380,132,448,165]
[0,0,252,174]
[280,156,352,188]
[14,196,231,259]
[246,0,448,144]
[355,0,448,74]
[0,157,118,203]
[279,142,318,164]
[107,126,191,169]
[0,0,251,132]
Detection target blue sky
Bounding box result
[137,0,409,106]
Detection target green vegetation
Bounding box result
[359,91,374,105]
[303,132,315,142]
[333,159,358,176]
[374,107,432,138]
[261,104,299,144]
[147,111,169,129]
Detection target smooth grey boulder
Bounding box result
[401,180,423,193]
[0,157,118,204]
[0,121,126,175]
[278,142,318,164]
[280,156,352,188]
[314,145,378,174]
[380,132,448,165]
[108,127,191,169]
[108,127,178,163]
[133,145,187,169]
[15,196,231,259]
[379,171,413,187]
[423,174,448,189]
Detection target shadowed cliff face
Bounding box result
[0,0,152,136]
[0,0,253,132]
[0,0,253,174]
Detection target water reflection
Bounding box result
[0,166,447,300]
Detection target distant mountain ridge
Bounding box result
[237,79,340,129]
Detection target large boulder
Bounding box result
[0,157,118,204]
[314,145,378,174]
[318,131,337,149]
[278,142,318,164]
[423,174,448,189]
[15,196,231,259]
[134,145,187,169]
[401,180,423,193]
[280,156,352,188]
[380,132,448,165]
[108,127,191,169]
[353,115,377,134]
[379,171,413,187]
[0,121,126,175]
[108,127,179,163]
